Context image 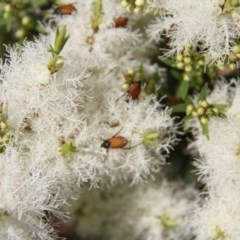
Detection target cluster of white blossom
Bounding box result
[146,0,240,62]
[189,80,240,239]
[0,0,182,239]
[74,179,198,240]
[3,0,240,239]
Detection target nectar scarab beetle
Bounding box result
[126,81,142,102]
[100,128,128,153]
[101,136,128,150]
[116,81,142,103]
[54,4,77,15]
[114,17,128,28]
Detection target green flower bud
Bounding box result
[186,104,194,115]
[142,131,160,145]
[135,0,145,7]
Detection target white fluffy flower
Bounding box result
[0,147,66,240]
[190,80,240,186]
[192,194,240,240]
[0,1,181,238]
[190,80,240,239]
[147,0,240,62]
[74,180,198,240]
[52,0,152,72]
[74,94,180,185]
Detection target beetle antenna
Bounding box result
[122,142,142,150]
[113,127,124,137]
[115,92,127,102]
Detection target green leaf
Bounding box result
[201,122,209,139]
[158,57,175,68]
[138,63,145,80]
[171,103,186,113]
[5,16,14,32]
[185,96,194,105]
[54,26,69,54]
[182,115,193,132]
[198,83,208,101]
[31,0,48,7]
[48,44,56,56]
[47,56,64,73]
[92,0,102,32]
[152,70,160,81]
[0,18,7,27]
[177,80,189,100]
[35,22,45,33]
[218,113,227,118]
[170,69,182,80]
[212,103,228,111]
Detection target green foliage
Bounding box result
[158,42,240,140]
[91,0,102,33]
[120,0,157,14]
[159,45,218,101]
[174,84,228,139]
[177,80,189,100]
[47,26,69,74]
[121,64,163,97]
[58,139,77,156]
[198,83,208,102]
[50,26,69,56]
[221,0,240,13]
[0,0,56,58]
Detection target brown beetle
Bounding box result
[116,81,142,103]
[54,4,77,15]
[114,17,128,28]
[101,136,128,150]
[101,128,128,152]
[126,81,142,102]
